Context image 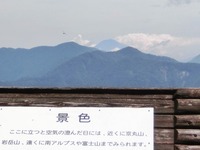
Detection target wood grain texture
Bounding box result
[155,129,174,144]
[175,129,200,144]
[176,99,200,113]
[0,97,174,113]
[175,145,200,150]
[155,115,174,128]
[175,115,200,128]
[175,89,200,98]
[155,144,174,150]
[0,93,174,99]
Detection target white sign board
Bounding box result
[0,107,154,150]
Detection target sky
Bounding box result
[0,0,200,61]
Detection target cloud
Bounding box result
[167,0,200,6]
[115,33,174,51]
[115,33,200,62]
[72,34,95,47]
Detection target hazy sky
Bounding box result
[0,0,200,61]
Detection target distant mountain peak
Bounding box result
[116,46,177,63]
[30,41,91,51]
[95,39,127,52]
[117,46,143,55]
[56,41,80,47]
[120,46,141,51]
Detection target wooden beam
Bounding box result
[175,129,200,144]
[155,144,174,150]
[0,93,173,99]
[176,99,200,113]
[175,144,200,150]
[155,129,174,144]
[155,115,174,128]
[0,97,174,113]
[175,89,200,98]
[175,115,200,128]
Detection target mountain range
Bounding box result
[0,42,96,82]
[190,54,200,64]
[1,40,200,88]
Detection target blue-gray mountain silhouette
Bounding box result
[190,54,200,64]
[6,46,200,88]
[0,42,96,82]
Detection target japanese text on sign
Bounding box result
[0,107,154,150]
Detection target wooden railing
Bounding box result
[174,89,200,150]
[0,88,200,150]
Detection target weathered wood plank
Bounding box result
[175,129,200,144]
[175,115,200,128]
[176,99,200,113]
[155,144,174,150]
[175,89,200,98]
[175,144,200,150]
[155,115,174,128]
[0,96,174,106]
[0,98,174,113]
[0,93,173,99]
[155,129,174,144]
